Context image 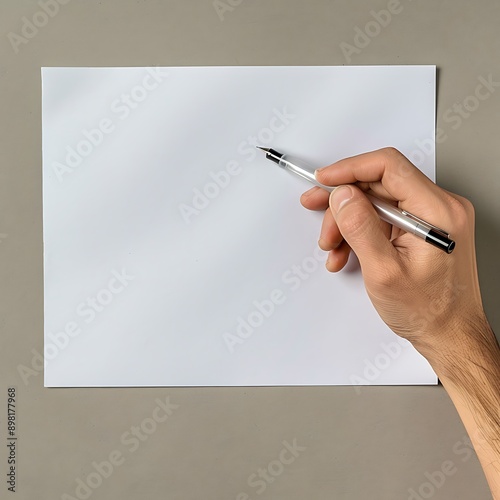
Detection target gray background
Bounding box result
[1,0,499,499]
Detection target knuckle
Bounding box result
[370,261,401,290]
[446,194,474,228]
[380,147,413,178]
[380,146,403,160]
[378,265,400,287]
[382,146,398,154]
[460,196,475,217]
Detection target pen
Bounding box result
[256,146,455,254]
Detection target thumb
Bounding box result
[330,185,397,267]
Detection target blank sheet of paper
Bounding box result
[42,66,438,387]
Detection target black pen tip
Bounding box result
[256,146,269,152]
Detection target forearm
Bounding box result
[416,316,500,499]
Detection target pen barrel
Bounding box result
[273,152,455,253]
[281,153,430,239]
[367,194,455,253]
[366,194,429,239]
[280,155,334,192]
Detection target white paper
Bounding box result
[42,66,438,387]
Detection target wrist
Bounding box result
[411,312,499,382]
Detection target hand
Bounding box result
[304,147,500,500]
[300,147,487,354]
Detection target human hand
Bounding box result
[300,147,488,355]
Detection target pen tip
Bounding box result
[256,145,269,152]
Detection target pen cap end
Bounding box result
[425,229,456,254]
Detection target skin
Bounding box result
[300,147,500,499]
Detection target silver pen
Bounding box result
[256,146,455,254]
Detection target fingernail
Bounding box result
[331,186,353,213]
[314,167,325,177]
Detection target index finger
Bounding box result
[315,147,443,206]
